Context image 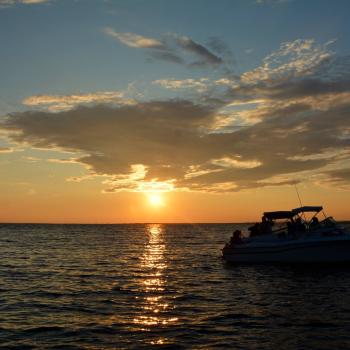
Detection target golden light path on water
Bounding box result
[133,224,178,344]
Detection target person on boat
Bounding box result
[295,217,306,232]
[230,230,242,245]
[309,216,319,230]
[259,216,273,235]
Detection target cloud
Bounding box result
[104,28,224,68]
[149,51,185,65]
[0,146,14,153]
[152,39,339,105]
[255,0,291,4]
[2,95,350,193]
[2,101,216,175]
[2,38,350,193]
[240,39,333,85]
[210,157,262,169]
[21,0,48,3]
[322,168,350,188]
[220,39,350,125]
[104,28,164,49]
[22,91,135,111]
[153,78,210,93]
[175,35,223,66]
[206,37,233,57]
[0,0,49,6]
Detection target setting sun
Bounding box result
[148,193,164,207]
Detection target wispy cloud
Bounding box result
[21,0,48,3]
[221,38,349,119]
[241,39,333,84]
[149,51,185,65]
[104,28,164,49]
[323,167,350,189]
[104,28,225,68]
[255,0,291,4]
[153,78,210,92]
[0,146,14,153]
[175,35,223,66]
[0,0,49,7]
[22,91,135,111]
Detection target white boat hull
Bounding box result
[223,237,350,263]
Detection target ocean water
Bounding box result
[1,223,350,350]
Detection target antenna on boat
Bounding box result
[294,182,307,221]
[294,182,303,208]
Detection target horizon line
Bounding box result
[1,220,350,225]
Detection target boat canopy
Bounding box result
[292,206,323,215]
[264,211,294,220]
[264,206,323,220]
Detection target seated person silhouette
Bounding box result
[230,230,242,245]
[295,217,306,232]
[309,216,319,230]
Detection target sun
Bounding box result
[148,193,164,207]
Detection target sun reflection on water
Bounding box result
[133,224,178,340]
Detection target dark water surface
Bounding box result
[1,223,350,349]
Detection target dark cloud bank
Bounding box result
[2,97,349,192]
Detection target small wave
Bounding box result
[111,286,135,294]
[0,345,35,350]
[298,321,338,328]
[21,326,66,335]
[209,312,251,321]
[22,290,68,298]
[47,346,85,350]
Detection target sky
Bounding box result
[0,0,350,223]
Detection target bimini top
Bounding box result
[263,210,294,220]
[292,206,323,215]
[264,206,323,220]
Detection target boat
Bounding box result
[222,206,350,263]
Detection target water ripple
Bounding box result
[1,223,350,349]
